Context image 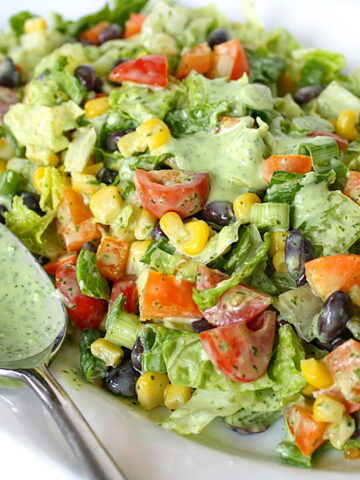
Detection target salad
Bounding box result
[1,0,360,468]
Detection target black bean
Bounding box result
[293,85,324,105]
[351,411,360,439]
[285,230,314,287]
[0,58,21,88]
[98,24,123,45]
[311,334,351,352]
[74,65,102,91]
[131,337,144,373]
[192,319,214,333]
[103,360,139,396]
[317,291,351,344]
[208,29,230,49]
[96,167,118,185]
[150,220,168,241]
[20,192,44,216]
[106,129,134,151]
[32,253,50,266]
[199,201,234,227]
[0,204,8,224]
[82,242,97,253]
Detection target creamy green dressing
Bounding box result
[164,118,268,202]
[0,225,64,364]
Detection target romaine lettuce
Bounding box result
[39,166,69,211]
[5,196,56,255]
[76,249,110,301]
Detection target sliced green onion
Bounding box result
[298,138,348,178]
[105,295,140,350]
[250,202,290,230]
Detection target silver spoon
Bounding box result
[0,224,126,480]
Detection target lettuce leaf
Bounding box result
[193,229,270,311]
[9,11,35,36]
[76,249,110,301]
[39,166,69,212]
[64,127,97,173]
[160,388,250,435]
[109,82,178,123]
[247,50,286,85]
[140,239,185,275]
[5,196,55,254]
[4,100,83,153]
[165,101,230,137]
[292,174,360,255]
[317,81,360,119]
[268,325,306,399]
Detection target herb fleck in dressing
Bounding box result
[0,226,63,364]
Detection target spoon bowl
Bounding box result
[0,224,125,480]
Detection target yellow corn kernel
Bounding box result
[269,230,288,257]
[277,71,297,96]
[0,160,7,175]
[134,209,156,241]
[301,383,317,397]
[344,446,360,460]
[126,240,152,275]
[313,394,345,423]
[159,212,189,243]
[26,145,59,166]
[300,358,334,389]
[233,193,261,223]
[164,385,194,410]
[89,186,123,224]
[84,97,110,119]
[33,166,47,194]
[180,220,210,256]
[83,162,103,175]
[90,338,124,368]
[24,17,47,33]
[349,285,360,307]
[336,109,358,141]
[0,138,15,161]
[136,372,170,410]
[273,250,287,273]
[117,131,147,158]
[328,415,356,450]
[72,173,99,196]
[136,118,171,151]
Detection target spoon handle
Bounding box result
[0,365,126,480]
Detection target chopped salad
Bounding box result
[1,0,360,468]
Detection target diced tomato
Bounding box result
[261,154,313,183]
[203,284,272,326]
[313,387,360,414]
[123,13,146,38]
[285,404,328,457]
[324,339,360,402]
[344,171,360,204]
[57,188,100,252]
[176,43,213,79]
[196,265,228,290]
[200,311,276,382]
[44,254,77,275]
[141,271,202,320]
[96,236,130,281]
[209,39,250,80]
[134,169,210,219]
[305,254,360,300]
[56,264,107,330]
[109,55,168,88]
[308,131,348,151]
[79,21,110,45]
[109,275,138,313]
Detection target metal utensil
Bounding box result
[0,225,126,480]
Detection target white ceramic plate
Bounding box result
[1,1,360,479]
